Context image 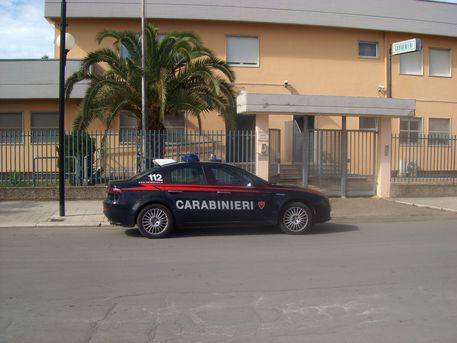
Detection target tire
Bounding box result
[137,204,173,238]
[279,202,314,234]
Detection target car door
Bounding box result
[204,164,276,225]
[160,163,216,226]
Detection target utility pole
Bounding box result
[58,0,67,217]
[141,0,147,171]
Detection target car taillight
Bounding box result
[107,186,122,201]
[107,186,122,194]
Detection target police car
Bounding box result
[103,157,331,238]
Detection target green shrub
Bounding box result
[57,131,96,185]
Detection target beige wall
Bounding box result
[49,18,457,135]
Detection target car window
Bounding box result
[132,166,162,181]
[164,165,206,184]
[208,165,254,186]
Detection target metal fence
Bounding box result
[391,134,457,184]
[305,129,378,196]
[0,130,255,186]
[272,126,378,196]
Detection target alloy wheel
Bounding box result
[283,206,309,232]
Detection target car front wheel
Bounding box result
[137,204,173,238]
[279,202,314,234]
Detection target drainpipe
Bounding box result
[302,116,309,188]
[340,116,348,197]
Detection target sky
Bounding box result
[1,0,457,59]
[0,0,54,59]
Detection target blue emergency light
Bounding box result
[180,154,200,163]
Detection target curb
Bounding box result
[388,198,457,213]
[0,222,113,229]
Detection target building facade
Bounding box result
[1,0,456,195]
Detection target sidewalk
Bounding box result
[393,197,457,213]
[0,201,110,228]
[1,197,457,228]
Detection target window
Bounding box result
[165,165,205,184]
[226,36,259,66]
[208,165,254,186]
[399,118,422,144]
[0,112,22,143]
[400,51,422,75]
[429,118,450,145]
[119,112,137,144]
[359,117,378,131]
[164,112,186,144]
[119,44,130,60]
[358,41,378,58]
[121,34,165,59]
[156,33,166,42]
[31,112,58,143]
[429,48,451,77]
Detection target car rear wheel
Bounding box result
[279,202,313,234]
[137,204,173,238]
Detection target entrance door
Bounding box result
[269,129,281,164]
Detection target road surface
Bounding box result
[1,219,457,342]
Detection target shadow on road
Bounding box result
[310,222,359,234]
[124,222,358,238]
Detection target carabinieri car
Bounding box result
[103,161,331,238]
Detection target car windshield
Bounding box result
[230,166,269,186]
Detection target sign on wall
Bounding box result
[391,38,421,55]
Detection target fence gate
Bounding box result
[290,127,378,197]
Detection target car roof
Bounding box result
[158,161,234,168]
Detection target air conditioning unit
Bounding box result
[399,160,418,177]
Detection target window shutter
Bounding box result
[429,118,450,133]
[164,112,185,129]
[359,117,378,130]
[226,36,259,65]
[400,51,422,75]
[31,112,59,129]
[0,113,22,129]
[120,112,137,129]
[429,49,451,77]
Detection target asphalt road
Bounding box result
[1,219,457,343]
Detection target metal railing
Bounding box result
[0,130,255,186]
[391,134,457,183]
[273,127,378,196]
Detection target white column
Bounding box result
[255,113,270,181]
[376,117,392,198]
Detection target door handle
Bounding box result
[217,191,231,194]
[167,190,183,194]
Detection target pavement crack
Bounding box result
[146,322,159,343]
[85,302,117,343]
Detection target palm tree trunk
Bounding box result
[146,111,166,159]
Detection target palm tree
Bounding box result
[65,24,237,132]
